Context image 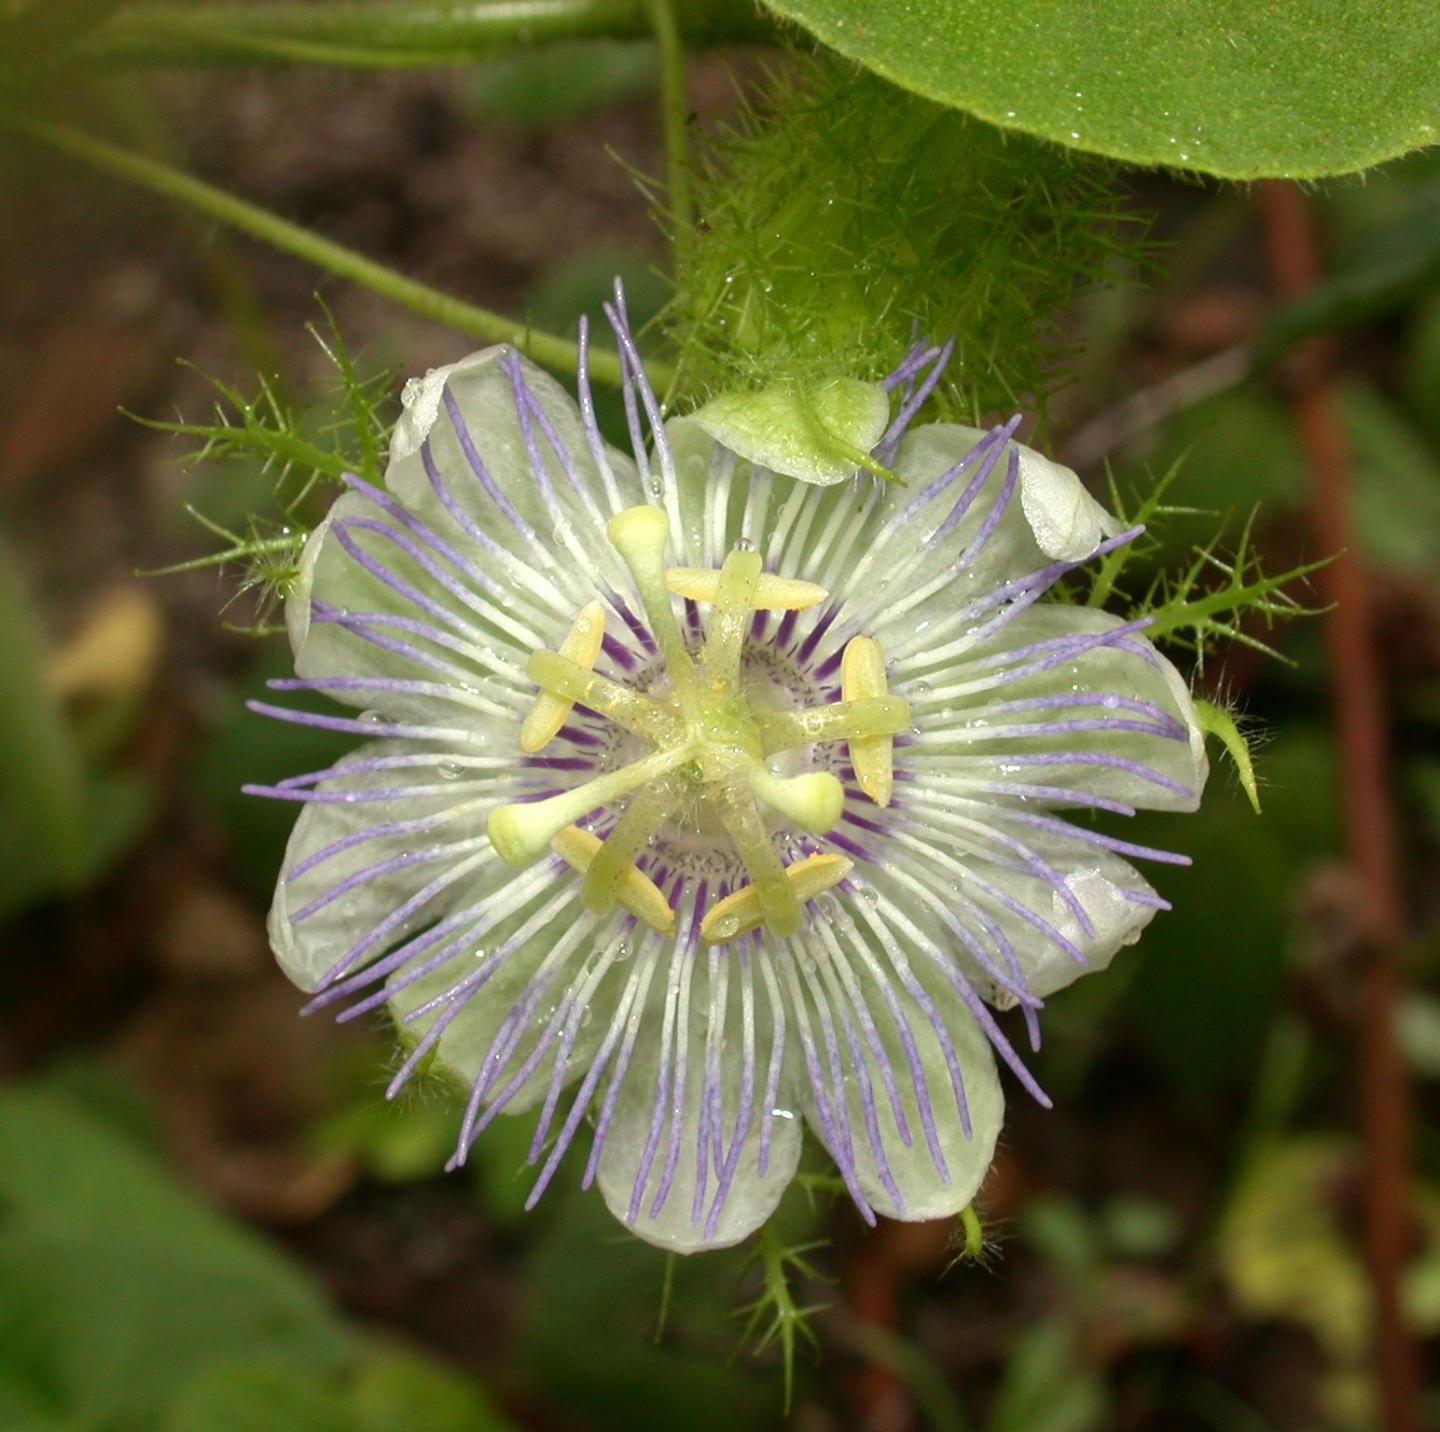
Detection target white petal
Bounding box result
[596,949,802,1252]
[266,741,497,992]
[965,843,1158,1003]
[282,489,535,731]
[384,347,641,613]
[386,890,626,1119]
[788,921,1004,1223]
[912,606,1209,812]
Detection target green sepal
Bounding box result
[690,376,894,486]
[1194,697,1261,814]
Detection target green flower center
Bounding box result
[487,505,909,943]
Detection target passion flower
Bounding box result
[250,284,1207,1252]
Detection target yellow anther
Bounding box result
[841,636,895,807]
[520,601,605,753]
[700,852,854,945]
[665,567,828,611]
[552,825,675,934]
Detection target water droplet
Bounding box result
[359,709,385,726]
[648,479,664,499]
[615,941,632,963]
[770,1107,795,1120]
[438,760,464,781]
[579,1006,594,1028]
[734,536,755,552]
[854,884,879,909]
[711,914,740,939]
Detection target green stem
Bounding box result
[78,0,773,68]
[643,0,692,252]
[6,113,670,388]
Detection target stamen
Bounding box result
[605,505,700,718]
[526,649,678,742]
[701,853,854,945]
[552,825,675,933]
[757,694,910,754]
[488,743,695,864]
[580,779,683,915]
[842,637,896,807]
[520,601,606,753]
[666,566,828,611]
[751,767,845,835]
[701,547,762,691]
[716,782,802,936]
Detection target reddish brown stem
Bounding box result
[1257,180,1418,1432]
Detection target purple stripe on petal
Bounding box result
[443,383,535,539]
[575,314,625,507]
[827,830,878,864]
[782,956,875,1224]
[796,601,841,663]
[888,422,1003,528]
[774,608,799,650]
[992,690,1187,740]
[930,415,1022,550]
[583,938,664,1188]
[997,808,1192,866]
[343,470,502,599]
[814,960,904,1213]
[875,338,955,463]
[247,700,462,744]
[501,351,560,514]
[957,750,1195,801]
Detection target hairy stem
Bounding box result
[5,114,672,389]
[77,0,774,68]
[644,0,692,255]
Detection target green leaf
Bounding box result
[988,1319,1107,1432]
[350,1352,515,1432]
[165,1352,516,1432]
[0,1087,351,1428]
[761,0,1440,179]
[165,1359,354,1432]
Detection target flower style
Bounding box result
[251,284,1208,1252]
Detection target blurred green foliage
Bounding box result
[0,1077,514,1432]
[0,554,152,919]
